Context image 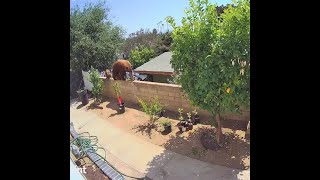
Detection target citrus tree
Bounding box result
[166,0,250,144]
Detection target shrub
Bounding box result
[187,112,192,120]
[192,109,198,116]
[112,82,121,97]
[89,67,104,103]
[129,45,155,69]
[178,108,184,121]
[159,118,171,127]
[137,96,164,125]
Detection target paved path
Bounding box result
[70,100,250,180]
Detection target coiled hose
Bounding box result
[70,133,145,180]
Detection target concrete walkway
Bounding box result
[70,101,250,180]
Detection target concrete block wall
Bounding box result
[101,78,250,122]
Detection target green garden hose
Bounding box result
[71,134,145,180]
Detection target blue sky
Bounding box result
[71,0,231,37]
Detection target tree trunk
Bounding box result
[215,114,222,144]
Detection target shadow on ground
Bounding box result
[144,149,248,180]
[70,100,87,109]
[131,123,159,139]
[86,102,104,110]
[70,98,96,110]
[105,98,119,111]
[144,127,250,179]
[104,99,124,118]
[168,127,249,170]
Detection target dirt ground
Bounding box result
[81,97,250,170]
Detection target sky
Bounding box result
[70,0,232,37]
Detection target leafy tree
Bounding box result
[166,0,250,144]
[121,28,173,58]
[154,31,173,56]
[70,2,125,74]
[216,4,227,16]
[121,28,158,55]
[216,4,233,16]
[129,45,155,69]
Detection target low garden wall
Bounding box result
[101,78,250,122]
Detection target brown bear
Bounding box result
[112,59,133,80]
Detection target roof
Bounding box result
[134,52,174,75]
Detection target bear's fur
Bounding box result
[112,59,133,80]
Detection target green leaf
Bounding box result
[168,0,250,117]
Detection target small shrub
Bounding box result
[159,118,171,127]
[89,67,104,103]
[112,82,121,96]
[178,108,184,121]
[138,96,164,125]
[187,112,192,119]
[192,109,198,116]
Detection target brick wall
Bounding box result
[101,78,250,122]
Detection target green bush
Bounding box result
[137,96,164,125]
[159,118,171,127]
[89,67,104,103]
[129,45,155,69]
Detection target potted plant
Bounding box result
[178,108,186,132]
[192,109,200,125]
[76,88,89,105]
[187,112,193,130]
[159,118,172,134]
[112,82,125,113]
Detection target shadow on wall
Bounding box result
[144,128,250,179]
